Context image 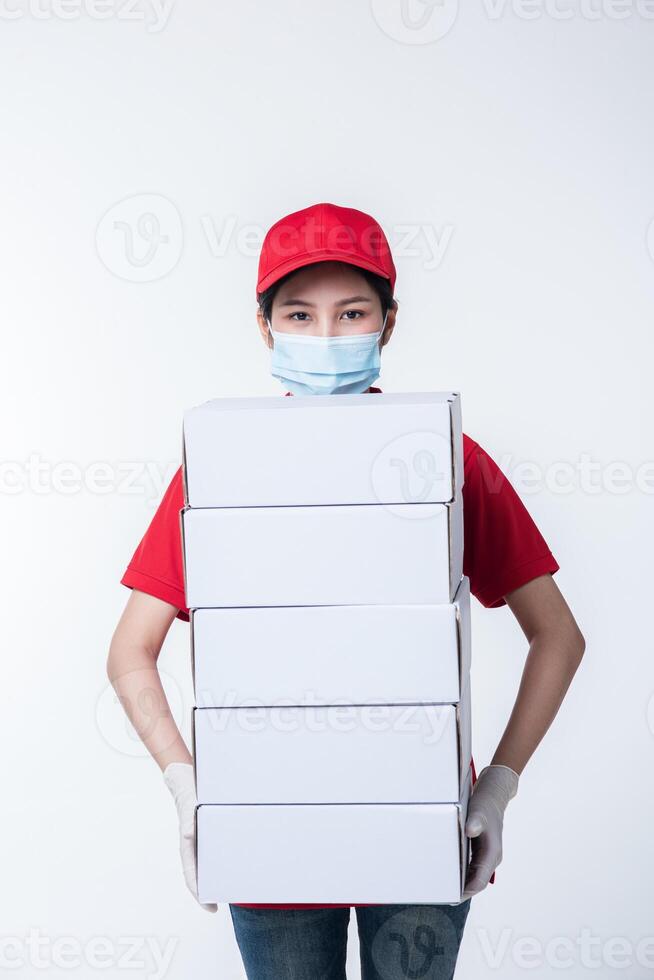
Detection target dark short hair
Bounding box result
[257,262,395,323]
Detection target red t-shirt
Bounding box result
[120,388,560,909]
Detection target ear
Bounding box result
[380,299,398,348]
[256,307,273,349]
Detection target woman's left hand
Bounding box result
[462,764,519,899]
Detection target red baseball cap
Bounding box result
[256,202,397,296]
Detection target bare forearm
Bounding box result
[106,642,191,772]
[490,625,585,775]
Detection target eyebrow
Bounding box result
[278,295,374,307]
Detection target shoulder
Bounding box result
[461,432,498,485]
[157,464,184,511]
[462,432,481,468]
[168,463,184,498]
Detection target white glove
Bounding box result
[462,764,519,900]
[162,762,217,912]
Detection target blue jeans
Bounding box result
[229,901,472,980]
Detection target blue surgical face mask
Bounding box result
[267,311,388,396]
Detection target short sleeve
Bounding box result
[120,465,190,621]
[462,436,560,608]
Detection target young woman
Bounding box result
[107,202,586,980]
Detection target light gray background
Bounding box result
[2,1,653,977]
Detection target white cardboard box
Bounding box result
[192,679,471,805]
[182,391,463,508]
[180,495,463,609]
[191,576,471,707]
[195,766,472,905]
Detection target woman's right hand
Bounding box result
[163,762,218,913]
[462,763,519,899]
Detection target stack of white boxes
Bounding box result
[180,391,472,905]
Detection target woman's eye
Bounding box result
[287,310,364,322]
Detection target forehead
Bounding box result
[276,261,373,298]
